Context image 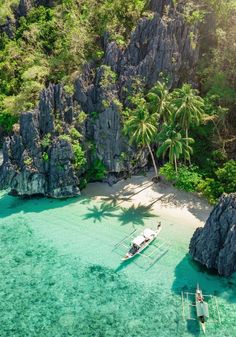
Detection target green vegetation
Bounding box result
[41,133,51,148]
[0,0,18,25]
[160,163,203,193]
[24,157,33,166]
[123,94,159,178]
[0,0,146,124]
[69,127,82,140]
[100,65,117,88]
[86,159,107,181]
[157,124,194,172]
[0,0,235,202]
[42,152,49,161]
[160,159,236,204]
[58,131,86,170]
[0,111,18,133]
[72,142,86,170]
[123,77,236,204]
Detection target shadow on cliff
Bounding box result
[0,192,90,219]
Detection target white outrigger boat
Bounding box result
[122,223,162,261]
[195,284,209,334]
[182,284,221,334]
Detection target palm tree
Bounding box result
[123,97,159,178]
[157,124,194,172]
[172,83,204,142]
[146,81,173,123]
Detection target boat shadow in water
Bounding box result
[186,319,201,337]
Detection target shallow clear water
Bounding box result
[0,191,235,337]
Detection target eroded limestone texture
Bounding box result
[189,193,236,276]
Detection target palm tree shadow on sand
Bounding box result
[117,203,156,226]
[83,202,119,223]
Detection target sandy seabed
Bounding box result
[1,170,236,337]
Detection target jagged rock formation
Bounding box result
[0,85,80,198]
[0,0,200,197]
[189,193,236,276]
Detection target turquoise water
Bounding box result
[0,191,235,337]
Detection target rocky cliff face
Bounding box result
[189,193,236,277]
[0,85,80,198]
[0,0,200,197]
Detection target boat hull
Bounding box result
[122,226,161,261]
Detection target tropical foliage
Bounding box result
[0,0,146,130]
[157,124,194,172]
[123,95,159,177]
[0,0,235,201]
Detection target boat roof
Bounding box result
[132,235,146,246]
[143,228,155,238]
[196,302,209,317]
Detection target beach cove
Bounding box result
[0,173,236,337]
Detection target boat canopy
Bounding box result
[132,235,145,246]
[196,302,209,318]
[143,228,155,239]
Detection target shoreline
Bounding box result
[82,170,212,230]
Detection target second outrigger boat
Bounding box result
[195,284,209,334]
[122,223,162,261]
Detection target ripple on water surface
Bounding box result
[0,192,235,337]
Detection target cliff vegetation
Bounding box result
[0,0,235,201]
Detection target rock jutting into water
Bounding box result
[189,193,236,277]
[0,0,200,197]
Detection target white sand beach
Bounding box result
[83,170,212,230]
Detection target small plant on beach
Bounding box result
[160,163,203,192]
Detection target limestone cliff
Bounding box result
[189,193,236,277]
[0,0,200,197]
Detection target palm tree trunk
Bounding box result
[147,144,158,178]
[186,127,191,165]
[174,154,178,173]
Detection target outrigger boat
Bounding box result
[122,223,162,261]
[195,284,209,334]
[182,284,221,334]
